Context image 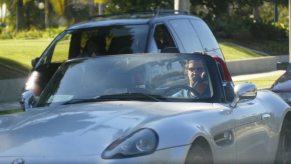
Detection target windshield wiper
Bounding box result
[62,93,165,105]
[98,93,165,102]
[62,97,118,105]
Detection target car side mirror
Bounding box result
[31,57,40,68]
[230,83,257,108]
[20,90,39,111]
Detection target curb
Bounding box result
[0,62,28,76]
[226,55,288,76]
[0,101,21,111]
[0,78,26,103]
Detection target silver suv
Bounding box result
[21,10,230,110]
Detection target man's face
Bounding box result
[187,60,204,86]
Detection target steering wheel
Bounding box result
[163,85,200,98]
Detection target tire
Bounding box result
[185,144,212,164]
[275,119,291,164]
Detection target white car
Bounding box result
[1,53,290,163]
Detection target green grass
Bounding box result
[233,73,282,89]
[0,39,53,70]
[0,108,23,115]
[220,42,264,61]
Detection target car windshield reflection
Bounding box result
[36,54,214,107]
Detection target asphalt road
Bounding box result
[0,64,27,80]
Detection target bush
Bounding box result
[0,27,66,39]
[14,29,43,39]
[0,32,13,39]
[250,21,287,40]
[207,15,252,40]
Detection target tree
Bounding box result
[190,0,264,20]
[105,0,174,14]
[16,0,26,31]
[44,0,49,28]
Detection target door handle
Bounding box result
[261,113,271,120]
[214,131,234,146]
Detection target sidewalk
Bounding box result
[0,101,21,111]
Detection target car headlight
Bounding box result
[102,128,159,159]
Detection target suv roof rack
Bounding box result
[89,9,189,20]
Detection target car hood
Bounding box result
[0,101,214,157]
[272,71,291,92]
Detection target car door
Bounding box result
[232,99,272,163]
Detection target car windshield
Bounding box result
[37,54,216,107]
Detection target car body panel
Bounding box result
[0,102,217,155]
[1,95,289,163]
[272,70,291,92]
[271,70,291,105]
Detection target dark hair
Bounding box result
[84,36,106,55]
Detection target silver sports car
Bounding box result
[0,53,290,163]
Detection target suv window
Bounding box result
[169,19,203,53]
[54,25,150,59]
[153,24,176,52]
[107,25,149,54]
[51,34,72,63]
[190,20,219,52]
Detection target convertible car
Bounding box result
[0,53,290,163]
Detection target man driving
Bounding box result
[172,59,210,98]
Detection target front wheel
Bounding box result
[185,144,212,164]
[275,119,291,164]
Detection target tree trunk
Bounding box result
[45,0,49,28]
[253,6,260,21]
[16,0,26,31]
[88,0,95,17]
[98,3,104,15]
[174,0,190,13]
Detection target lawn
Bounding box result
[219,42,264,60]
[0,39,53,71]
[233,71,284,89]
[0,109,23,115]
